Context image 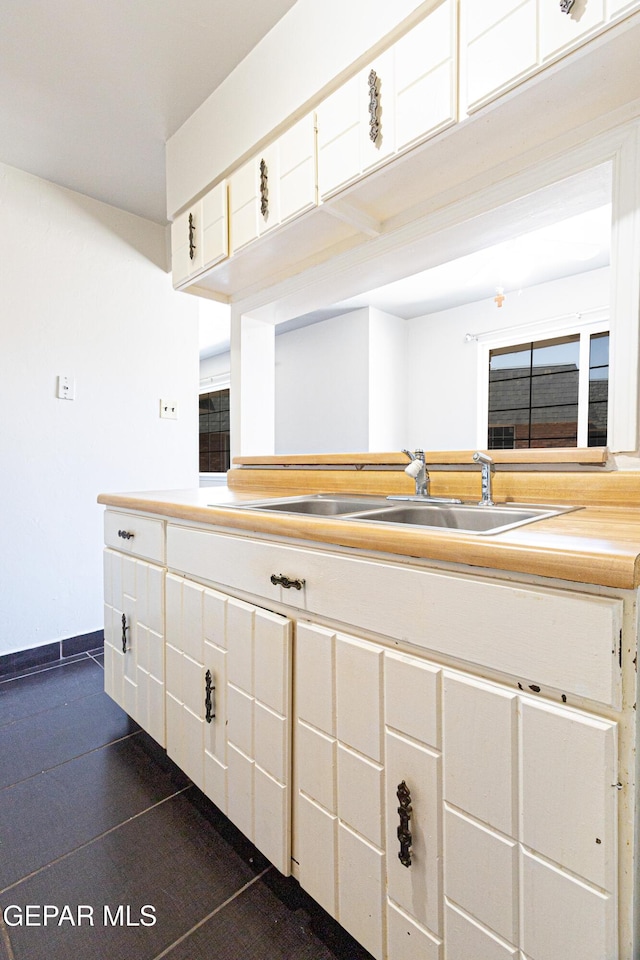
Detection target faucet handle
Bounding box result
[402,448,425,462]
[472,451,493,466]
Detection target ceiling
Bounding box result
[0,0,297,223]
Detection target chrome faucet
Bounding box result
[473,451,495,506]
[402,448,428,496]
[387,450,462,504]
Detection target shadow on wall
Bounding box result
[52,175,170,271]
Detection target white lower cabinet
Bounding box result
[294,624,618,960]
[164,573,293,875]
[104,513,626,958]
[103,547,165,746]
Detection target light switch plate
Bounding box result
[57,375,75,400]
[160,399,178,419]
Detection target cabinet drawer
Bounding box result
[166,525,622,707]
[104,510,165,564]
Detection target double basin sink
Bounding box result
[230,494,578,536]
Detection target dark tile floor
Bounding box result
[0,653,373,960]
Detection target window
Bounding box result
[487,330,609,449]
[199,388,230,473]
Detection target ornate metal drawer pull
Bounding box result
[270,573,305,591]
[560,0,575,12]
[205,669,215,723]
[397,780,412,867]
[188,212,196,260]
[260,158,269,218]
[121,613,129,653]
[368,69,380,144]
[117,529,134,540]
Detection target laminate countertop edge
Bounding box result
[97,489,640,590]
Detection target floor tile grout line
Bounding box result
[0,911,15,960]
[0,652,103,686]
[0,785,193,897]
[151,866,273,960]
[0,729,143,792]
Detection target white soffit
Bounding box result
[0,0,297,223]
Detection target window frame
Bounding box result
[476,311,609,449]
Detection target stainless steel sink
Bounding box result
[232,494,390,516]
[229,494,578,534]
[346,502,577,535]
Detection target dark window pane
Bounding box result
[530,402,578,426]
[589,332,609,369]
[530,369,579,408]
[490,346,532,371]
[532,337,579,370]
[589,379,608,403]
[199,388,230,472]
[488,335,582,449]
[489,376,531,412]
[488,426,515,450]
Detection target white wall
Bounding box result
[368,309,408,450]
[405,267,610,450]
[0,162,199,657]
[200,351,231,389]
[274,307,408,453]
[166,0,428,216]
[275,310,370,453]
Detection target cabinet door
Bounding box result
[230,143,279,253]
[608,0,640,14]
[539,0,605,62]
[317,74,361,199]
[171,201,203,286]
[360,46,396,174]
[278,112,317,224]
[296,625,386,960]
[442,671,618,959]
[519,698,617,960]
[463,0,537,110]
[103,548,165,745]
[165,575,293,875]
[201,180,228,269]
[165,575,205,789]
[395,0,456,152]
[384,652,442,957]
[202,587,228,814]
[171,183,228,285]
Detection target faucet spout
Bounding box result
[472,451,495,506]
[402,449,429,496]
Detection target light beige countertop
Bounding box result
[98,486,640,590]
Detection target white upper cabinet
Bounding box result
[539,0,605,61]
[317,74,362,198]
[463,0,637,113]
[230,142,279,254]
[230,114,316,255]
[608,0,640,15]
[463,0,538,111]
[318,0,457,200]
[394,0,457,151]
[171,179,228,287]
[278,112,318,224]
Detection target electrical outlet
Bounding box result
[57,375,75,400]
[160,399,178,419]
